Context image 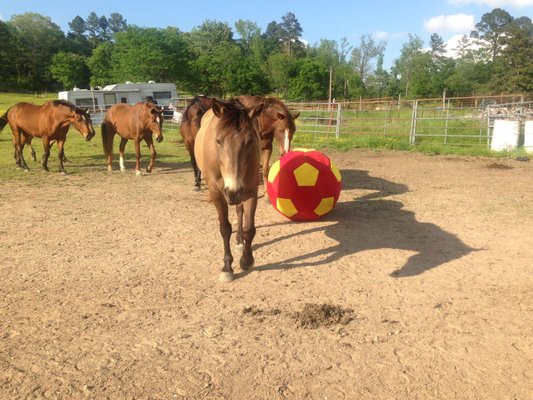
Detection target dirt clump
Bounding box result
[292,303,355,329]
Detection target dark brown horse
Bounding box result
[0,100,95,173]
[101,102,164,176]
[179,95,213,190]
[194,98,264,282]
[181,95,299,191]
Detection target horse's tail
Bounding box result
[101,120,112,157]
[0,109,9,132]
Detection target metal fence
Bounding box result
[286,94,533,148]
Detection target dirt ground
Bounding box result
[0,148,532,399]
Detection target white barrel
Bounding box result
[491,119,520,151]
[524,120,533,153]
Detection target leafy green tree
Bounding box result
[471,8,514,62]
[68,16,86,37]
[8,12,65,90]
[86,42,114,87]
[267,52,297,97]
[350,34,386,88]
[50,51,89,89]
[289,58,328,100]
[108,13,128,35]
[0,21,19,90]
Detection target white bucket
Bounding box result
[491,119,520,151]
[524,120,533,153]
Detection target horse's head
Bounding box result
[212,98,263,205]
[73,107,96,141]
[262,99,299,156]
[145,103,165,143]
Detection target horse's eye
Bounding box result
[216,138,223,145]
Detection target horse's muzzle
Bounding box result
[86,131,96,141]
[156,135,163,143]
[224,187,243,205]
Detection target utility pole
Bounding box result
[328,66,333,107]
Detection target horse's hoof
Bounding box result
[235,243,244,255]
[264,196,271,205]
[193,186,200,192]
[219,272,234,282]
[135,170,142,177]
[120,167,126,172]
[60,171,68,176]
[240,257,254,271]
[107,166,113,172]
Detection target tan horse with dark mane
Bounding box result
[181,95,298,191]
[0,100,95,173]
[101,102,165,175]
[194,98,264,282]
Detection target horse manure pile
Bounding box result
[292,303,355,329]
[486,162,513,170]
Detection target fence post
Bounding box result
[335,104,342,139]
[409,100,418,145]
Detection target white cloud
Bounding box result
[424,14,476,33]
[0,14,3,21]
[373,31,409,41]
[449,0,533,7]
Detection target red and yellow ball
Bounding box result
[267,148,342,221]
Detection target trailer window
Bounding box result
[75,98,99,111]
[153,91,172,100]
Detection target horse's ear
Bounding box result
[212,98,224,117]
[291,112,300,120]
[76,107,88,114]
[249,103,264,120]
[276,112,286,120]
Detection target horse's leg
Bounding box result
[191,153,202,191]
[119,137,128,172]
[134,139,142,176]
[261,145,273,203]
[41,136,51,172]
[186,140,201,191]
[235,203,244,255]
[12,128,28,169]
[211,189,234,282]
[239,195,258,271]
[144,135,156,174]
[56,139,66,174]
[27,137,36,162]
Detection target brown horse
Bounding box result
[235,95,299,184]
[194,98,264,282]
[181,95,299,191]
[0,100,95,173]
[101,102,164,175]
[179,95,213,190]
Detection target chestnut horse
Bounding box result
[101,102,164,175]
[179,95,213,190]
[0,100,95,173]
[194,98,264,282]
[181,95,299,191]
[235,95,299,184]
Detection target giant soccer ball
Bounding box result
[267,148,342,221]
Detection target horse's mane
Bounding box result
[183,95,212,128]
[52,99,76,110]
[217,99,256,136]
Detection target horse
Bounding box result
[235,95,299,185]
[0,100,95,173]
[179,95,213,190]
[181,95,299,191]
[194,98,264,282]
[101,102,165,176]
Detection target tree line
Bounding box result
[0,8,531,100]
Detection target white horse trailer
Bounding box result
[58,82,178,124]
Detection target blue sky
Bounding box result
[2,0,533,68]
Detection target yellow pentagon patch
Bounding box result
[277,198,297,217]
[268,160,281,183]
[330,161,341,182]
[314,197,334,216]
[293,162,319,186]
[292,148,316,152]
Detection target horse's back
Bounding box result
[6,102,51,133]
